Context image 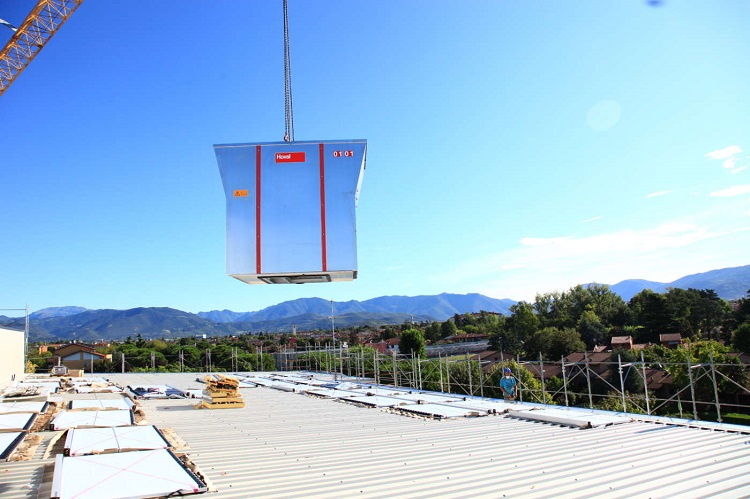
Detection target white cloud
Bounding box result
[431,222,750,302]
[582,216,603,223]
[645,190,672,198]
[732,165,748,174]
[710,185,750,197]
[705,145,742,160]
[586,100,622,131]
[723,157,737,170]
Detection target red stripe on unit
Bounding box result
[256,145,262,274]
[319,143,327,271]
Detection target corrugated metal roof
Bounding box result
[2,372,750,498]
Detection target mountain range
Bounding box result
[3,264,748,342]
[607,265,750,301]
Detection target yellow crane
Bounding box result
[0,0,83,97]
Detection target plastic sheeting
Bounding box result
[215,139,366,284]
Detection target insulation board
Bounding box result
[0,431,25,460]
[64,425,170,456]
[50,449,207,499]
[51,410,133,430]
[0,412,36,432]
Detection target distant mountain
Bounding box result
[29,307,239,342]
[361,293,515,319]
[196,309,245,323]
[233,311,433,335]
[24,265,750,342]
[30,306,89,320]
[657,266,750,299]
[200,292,517,324]
[610,265,750,302]
[609,279,666,302]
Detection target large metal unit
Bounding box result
[215,139,366,284]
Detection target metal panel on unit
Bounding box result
[215,139,366,284]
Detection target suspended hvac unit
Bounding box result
[215,139,366,284]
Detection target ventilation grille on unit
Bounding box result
[259,274,333,284]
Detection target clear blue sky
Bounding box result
[1,1,749,315]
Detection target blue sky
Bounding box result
[1,1,749,315]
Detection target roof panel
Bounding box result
[4,372,750,499]
[50,449,207,499]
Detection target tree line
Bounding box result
[397,285,750,361]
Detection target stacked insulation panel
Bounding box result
[198,375,245,409]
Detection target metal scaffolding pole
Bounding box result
[585,352,594,409]
[618,354,627,413]
[710,351,722,423]
[517,354,523,403]
[687,355,698,420]
[641,351,650,415]
[561,356,569,406]
[478,355,485,399]
[539,353,547,405]
[438,353,444,393]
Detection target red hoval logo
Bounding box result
[275,152,306,163]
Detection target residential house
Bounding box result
[47,344,109,372]
[659,333,682,349]
[611,336,634,350]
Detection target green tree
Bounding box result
[733,322,750,353]
[577,310,608,349]
[628,290,670,343]
[440,319,458,339]
[735,290,750,325]
[667,341,747,407]
[548,327,586,360]
[424,322,442,343]
[400,329,426,358]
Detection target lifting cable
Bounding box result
[283,0,295,142]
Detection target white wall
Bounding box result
[0,327,24,390]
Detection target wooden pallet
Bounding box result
[196,399,245,410]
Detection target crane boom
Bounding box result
[0,0,83,97]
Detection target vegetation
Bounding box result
[25,286,750,420]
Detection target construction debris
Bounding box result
[197,375,245,409]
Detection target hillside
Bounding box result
[610,264,750,302]
[203,292,516,324]
[15,264,749,342]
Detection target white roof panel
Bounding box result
[64,425,169,456]
[0,401,48,414]
[386,392,467,404]
[50,449,207,499]
[0,432,24,460]
[51,410,133,430]
[69,398,134,411]
[0,412,36,432]
[395,402,487,419]
[509,407,633,428]
[344,395,410,407]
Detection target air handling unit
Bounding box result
[215,140,366,284]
